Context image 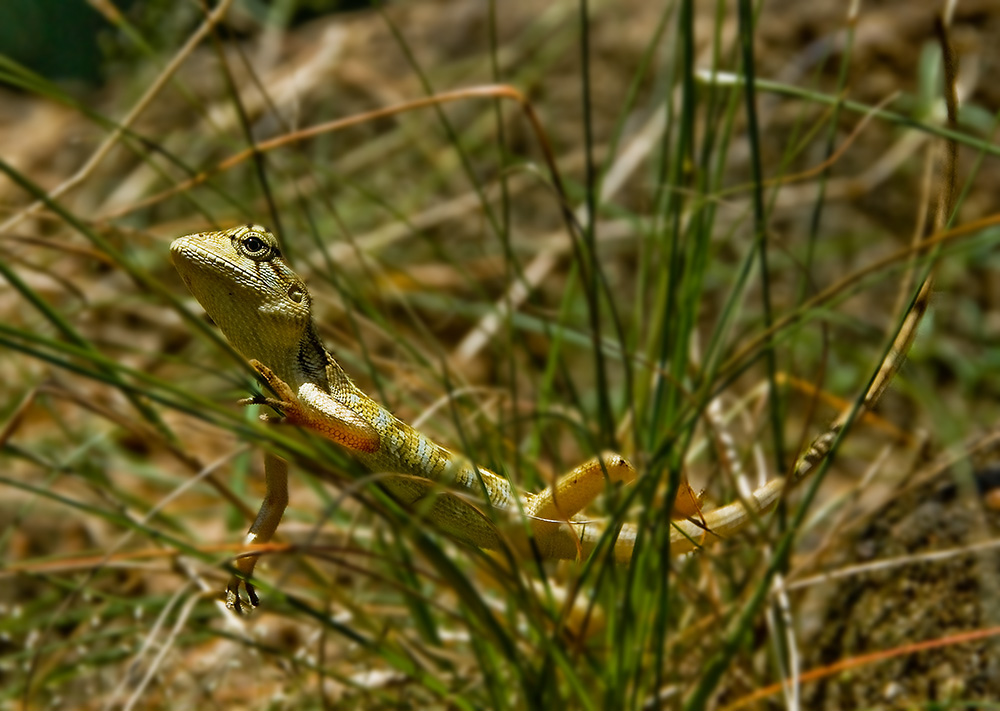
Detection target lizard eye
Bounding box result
[238,233,272,260]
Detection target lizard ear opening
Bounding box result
[287,284,305,304]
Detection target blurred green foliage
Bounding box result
[0,0,110,86]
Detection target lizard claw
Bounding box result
[226,575,260,615]
[249,359,298,401]
[239,360,301,424]
[238,394,291,423]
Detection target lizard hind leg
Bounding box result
[528,452,637,521]
[522,453,637,560]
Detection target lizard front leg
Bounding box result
[228,360,377,612]
[226,452,288,613]
[242,359,380,453]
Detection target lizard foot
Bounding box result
[225,575,260,615]
[238,359,299,420]
[238,393,294,424]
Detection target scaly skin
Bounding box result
[171,225,808,612]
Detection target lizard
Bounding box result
[170,224,822,612]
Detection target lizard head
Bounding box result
[170,225,314,374]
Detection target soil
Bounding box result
[800,453,1000,707]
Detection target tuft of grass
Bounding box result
[1,1,999,709]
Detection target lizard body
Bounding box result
[171,225,798,611]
